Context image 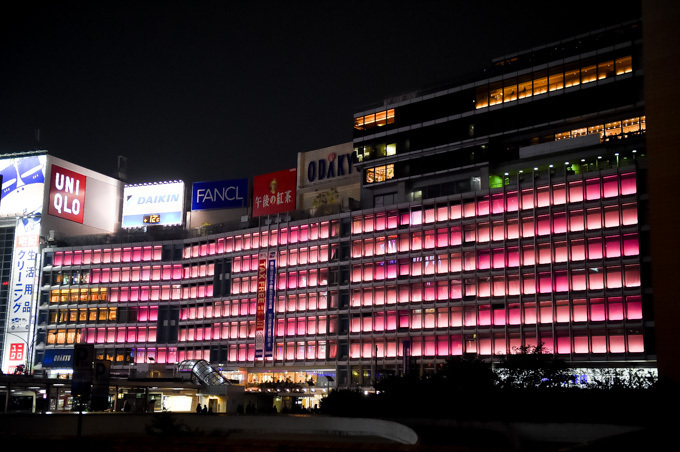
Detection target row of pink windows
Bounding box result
[183,293,334,321]
[183,221,340,258]
[179,316,332,341]
[351,173,637,234]
[351,261,641,292]
[179,341,337,364]
[348,267,640,303]
[79,326,157,344]
[52,246,163,267]
[348,333,644,358]
[231,269,329,294]
[107,284,214,302]
[349,297,642,333]
[232,246,335,273]
[351,206,638,255]
[89,264,214,283]
[351,239,639,281]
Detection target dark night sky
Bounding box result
[1,1,641,186]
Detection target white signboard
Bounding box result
[122,181,185,228]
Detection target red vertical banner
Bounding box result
[255,253,267,358]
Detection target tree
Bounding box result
[497,343,573,390]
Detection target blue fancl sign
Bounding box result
[191,178,248,211]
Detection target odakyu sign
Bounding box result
[191,178,248,211]
[0,155,46,218]
[306,151,358,185]
[49,164,87,223]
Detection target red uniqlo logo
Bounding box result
[9,343,24,361]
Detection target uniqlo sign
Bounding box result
[49,164,87,223]
[9,343,24,361]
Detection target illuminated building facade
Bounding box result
[34,19,653,393]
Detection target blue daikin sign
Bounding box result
[191,178,248,211]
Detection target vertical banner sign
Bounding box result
[255,253,267,359]
[48,164,87,223]
[1,217,41,374]
[265,251,277,358]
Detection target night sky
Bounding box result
[1,1,640,186]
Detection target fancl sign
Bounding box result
[191,178,248,211]
[306,152,357,184]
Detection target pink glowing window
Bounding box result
[628,335,644,353]
[478,223,490,242]
[521,217,534,237]
[589,268,604,290]
[478,199,490,216]
[478,250,491,269]
[553,213,567,234]
[507,275,520,296]
[521,190,534,210]
[620,172,636,195]
[572,336,588,353]
[491,307,504,325]
[479,338,492,356]
[464,308,476,326]
[539,274,552,293]
[493,276,505,296]
[450,227,462,246]
[603,205,620,228]
[557,336,571,354]
[506,192,519,212]
[625,265,641,287]
[553,184,566,205]
[523,276,536,295]
[553,242,568,263]
[491,222,504,241]
[463,202,476,218]
[536,186,550,207]
[492,249,504,269]
[569,210,584,232]
[522,246,535,266]
[585,178,601,200]
[622,203,637,225]
[605,236,621,258]
[505,248,518,267]
[450,281,462,299]
[555,271,569,292]
[623,234,639,256]
[504,304,518,325]
[626,296,643,319]
[588,238,603,259]
[436,228,449,247]
[478,306,491,325]
[610,335,625,353]
[572,270,587,291]
[437,206,449,221]
[586,208,602,230]
[569,181,584,203]
[492,194,504,213]
[478,279,491,297]
[538,243,551,264]
[536,215,550,235]
[608,297,624,320]
[603,176,619,198]
[448,204,461,220]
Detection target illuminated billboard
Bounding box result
[0,155,46,218]
[121,181,185,228]
[191,178,248,211]
[48,164,87,223]
[252,168,296,217]
[1,216,41,374]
